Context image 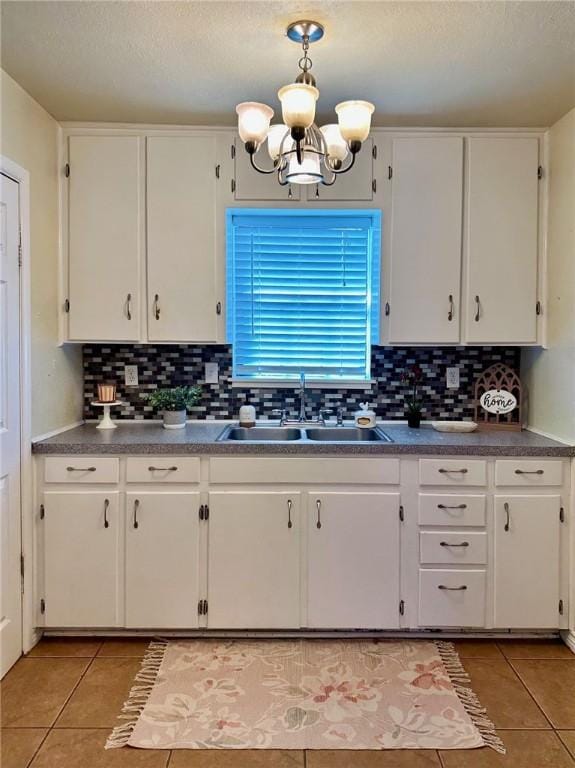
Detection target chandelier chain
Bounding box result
[298,34,312,73]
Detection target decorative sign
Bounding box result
[479,389,517,415]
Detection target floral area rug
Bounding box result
[107,638,504,752]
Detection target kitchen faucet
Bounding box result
[298,371,307,421]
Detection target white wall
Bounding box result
[0,70,83,436]
[522,107,575,444]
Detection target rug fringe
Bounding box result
[105,639,168,749]
[435,641,506,755]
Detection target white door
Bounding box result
[68,135,142,341]
[464,137,539,343]
[307,492,400,628]
[0,173,22,677]
[147,136,219,342]
[308,139,375,201]
[43,492,120,627]
[494,495,561,628]
[233,138,301,201]
[125,492,200,628]
[207,492,300,628]
[388,137,463,343]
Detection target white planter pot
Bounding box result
[162,410,187,429]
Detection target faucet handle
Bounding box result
[318,408,333,424]
[272,408,288,424]
[336,406,345,425]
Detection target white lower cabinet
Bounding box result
[207,492,301,629]
[307,492,400,629]
[44,492,120,627]
[125,492,200,628]
[494,495,561,628]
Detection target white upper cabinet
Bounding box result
[307,139,375,202]
[233,137,301,201]
[464,137,539,344]
[67,136,142,341]
[147,136,219,342]
[387,137,463,343]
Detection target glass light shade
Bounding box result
[277,83,319,129]
[236,102,274,144]
[335,100,375,143]
[267,124,291,160]
[320,123,349,162]
[285,150,322,184]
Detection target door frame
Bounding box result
[1,155,35,655]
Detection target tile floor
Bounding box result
[1,638,574,767]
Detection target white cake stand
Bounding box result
[91,401,125,430]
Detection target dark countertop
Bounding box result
[32,422,575,457]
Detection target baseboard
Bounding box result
[32,420,84,442]
[561,630,575,655]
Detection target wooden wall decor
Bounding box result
[474,363,523,431]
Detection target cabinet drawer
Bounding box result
[419,569,486,627]
[418,494,486,526]
[420,531,487,565]
[419,459,486,486]
[495,460,563,487]
[44,457,119,484]
[126,457,200,483]
[209,457,399,485]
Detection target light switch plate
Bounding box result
[205,362,219,384]
[446,367,460,389]
[124,365,139,387]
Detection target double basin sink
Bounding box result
[217,425,392,443]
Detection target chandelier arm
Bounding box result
[249,151,280,175]
[330,150,357,175]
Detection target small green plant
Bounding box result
[144,386,202,412]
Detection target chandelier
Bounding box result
[235,20,375,187]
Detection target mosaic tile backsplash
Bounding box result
[83,345,521,422]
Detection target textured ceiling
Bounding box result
[2,1,574,127]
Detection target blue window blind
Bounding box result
[226,209,381,382]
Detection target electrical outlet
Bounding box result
[124,365,139,387]
[446,367,460,389]
[204,362,219,384]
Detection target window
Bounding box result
[226,209,381,382]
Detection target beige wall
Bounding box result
[1,70,83,436]
[522,108,575,444]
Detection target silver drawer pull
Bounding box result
[153,294,161,320]
[148,466,178,472]
[438,584,467,591]
[438,468,468,474]
[504,501,510,532]
[514,469,544,475]
[440,541,469,548]
[287,498,293,529]
[316,499,322,529]
[437,503,467,510]
[103,498,110,529]
[66,466,96,472]
[133,499,140,529]
[447,294,454,322]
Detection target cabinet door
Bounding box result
[44,492,120,627]
[465,138,539,343]
[125,492,200,628]
[233,138,301,201]
[147,136,219,341]
[388,137,463,343]
[494,495,561,628]
[68,136,142,341]
[307,492,400,628]
[307,139,375,201]
[207,492,300,628]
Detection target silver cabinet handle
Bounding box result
[438,468,468,474]
[66,466,96,472]
[438,503,467,510]
[316,498,322,529]
[440,541,469,548]
[148,466,178,472]
[504,501,510,532]
[438,584,467,591]
[133,499,140,529]
[474,295,480,322]
[514,469,544,475]
[287,498,293,529]
[104,498,110,529]
[153,294,160,320]
[126,293,132,321]
[448,294,454,322]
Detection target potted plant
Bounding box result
[401,364,423,429]
[144,386,202,429]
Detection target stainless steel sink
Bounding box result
[217,426,302,441]
[305,427,391,442]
